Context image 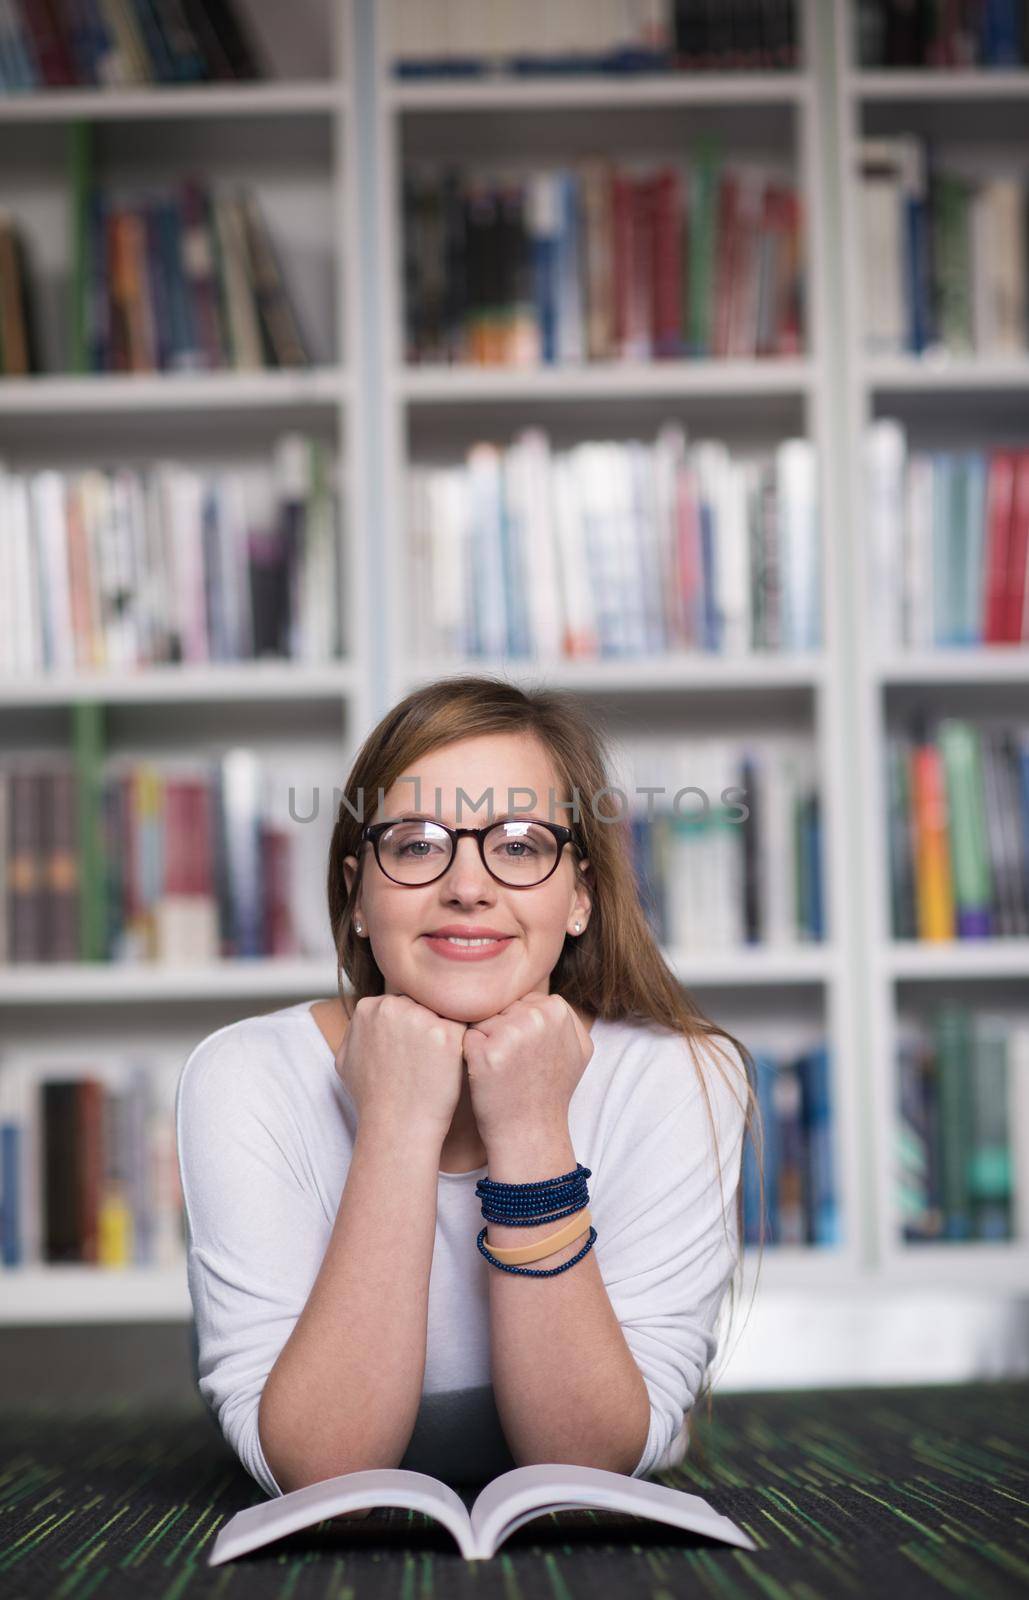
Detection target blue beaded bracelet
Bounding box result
[475,1162,596,1275]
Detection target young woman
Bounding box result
[176,674,764,1499]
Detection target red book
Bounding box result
[982,451,1016,644]
[625,175,652,360]
[19,0,76,86]
[675,462,702,650]
[188,779,214,899]
[650,167,681,359]
[712,173,739,359]
[1006,450,1029,643]
[262,825,296,956]
[162,780,192,898]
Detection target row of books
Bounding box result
[887,716,1029,941]
[741,1042,837,1246]
[407,430,820,661]
[1,714,336,964]
[70,127,310,373]
[0,0,262,91]
[859,138,1028,358]
[614,732,824,948]
[403,156,804,366]
[0,1058,183,1269]
[857,0,1029,67]
[864,424,1029,650]
[0,212,34,377]
[391,0,800,77]
[0,436,341,678]
[898,1004,1027,1244]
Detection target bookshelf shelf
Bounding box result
[405,654,827,692]
[885,1241,1029,1291]
[873,650,1029,686]
[667,946,838,986]
[0,947,840,1005]
[0,1266,191,1324]
[387,73,811,112]
[0,663,362,708]
[848,69,1029,102]
[397,360,816,403]
[0,369,350,415]
[0,81,346,124]
[880,941,1029,981]
[864,357,1029,394]
[0,960,341,1006]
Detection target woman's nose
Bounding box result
[442,836,496,896]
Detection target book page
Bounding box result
[208,1469,474,1565]
[469,1465,757,1558]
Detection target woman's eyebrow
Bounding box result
[391,811,548,824]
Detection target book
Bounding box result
[207,1461,757,1566]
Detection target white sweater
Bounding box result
[175,999,747,1499]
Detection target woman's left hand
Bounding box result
[462,992,594,1150]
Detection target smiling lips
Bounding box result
[422,929,515,962]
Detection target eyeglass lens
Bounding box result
[376,820,560,885]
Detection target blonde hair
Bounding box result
[327,672,767,1466]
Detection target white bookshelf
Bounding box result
[832,0,1029,1291]
[1,0,1026,1330]
[0,0,372,1321]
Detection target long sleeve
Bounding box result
[590,1035,747,1480]
[174,1025,335,1499]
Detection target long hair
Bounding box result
[326,672,767,1464]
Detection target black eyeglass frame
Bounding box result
[360,817,585,888]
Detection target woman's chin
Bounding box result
[403,974,516,1024]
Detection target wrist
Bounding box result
[483,1126,575,1185]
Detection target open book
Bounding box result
[208,1462,757,1564]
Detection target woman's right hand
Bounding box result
[334,993,467,1144]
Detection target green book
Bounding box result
[938,718,993,938]
[931,170,973,354]
[968,1015,1012,1241]
[687,136,720,357]
[934,1003,974,1241]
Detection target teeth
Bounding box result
[442,936,498,947]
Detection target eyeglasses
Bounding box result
[360,816,583,888]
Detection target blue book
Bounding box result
[982,0,1021,64]
[530,175,559,364]
[799,1044,838,1246]
[905,194,933,352]
[0,1122,21,1267]
[742,1051,780,1246]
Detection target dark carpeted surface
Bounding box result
[1,1382,1027,1598]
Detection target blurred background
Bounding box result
[1,0,1027,1406]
